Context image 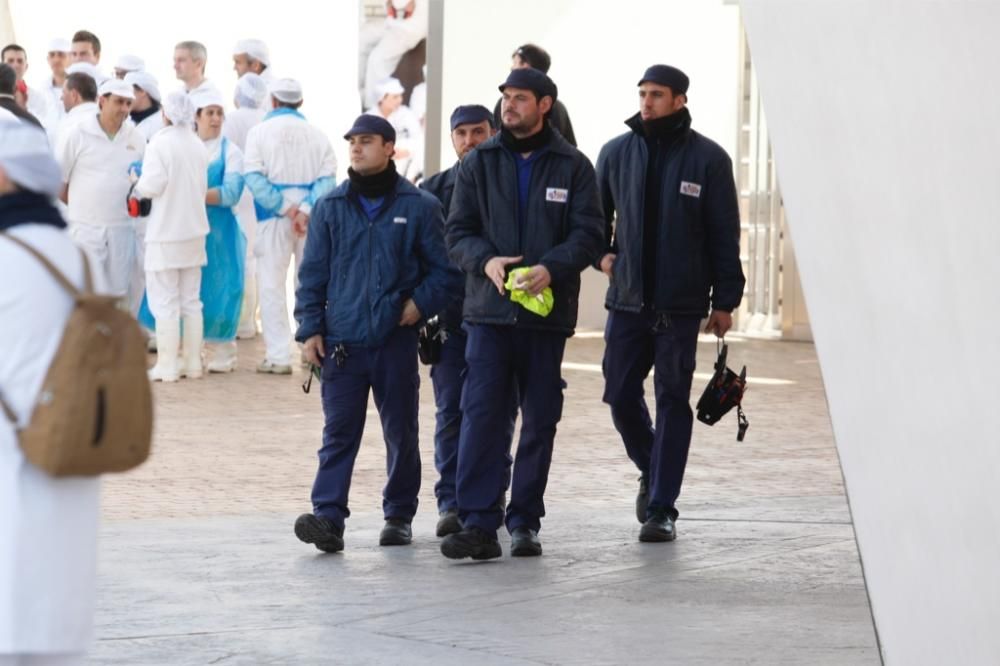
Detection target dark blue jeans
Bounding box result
[602,310,700,516]
[311,327,421,529]
[456,324,567,537]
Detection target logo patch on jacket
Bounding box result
[680,181,702,198]
[393,217,407,224]
[545,187,569,203]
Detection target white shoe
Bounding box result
[149,318,180,382]
[148,365,179,382]
[256,359,292,375]
[181,313,204,379]
[207,341,238,373]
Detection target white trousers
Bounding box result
[68,223,136,301]
[127,219,147,317]
[0,655,84,665]
[235,191,258,337]
[255,217,303,366]
[145,267,202,322]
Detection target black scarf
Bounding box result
[640,107,691,142]
[347,160,399,199]
[130,100,161,125]
[500,120,553,154]
[0,190,66,232]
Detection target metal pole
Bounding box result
[423,0,445,178]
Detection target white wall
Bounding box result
[742,2,1000,663]
[437,0,742,329]
[8,1,360,171]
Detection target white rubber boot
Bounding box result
[207,340,238,373]
[180,313,204,379]
[148,318,180,382]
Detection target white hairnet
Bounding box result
[98,79,135,100]
[189,87,226,112]
[375,77,405,99]
[124,71,161,102]
[268,78,303,104]
[114,54,145,73]
[162,91,195,128]
[235,72,268,110]
[233,39,270,67]
[66,62,108,86]
[0,120,63,197]
[47,38,71,53]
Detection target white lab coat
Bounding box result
[135,125,210,269]
[51,102,97,155]
[0,224,100,657]
[133,110,165,143]
[243,111,336,365]
[365,104,423,179]
[24,85,50,128]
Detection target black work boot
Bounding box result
[440,527,502,560]
[379,518,413,546]
[635,474,649,524]
[509,527,542,557]
[294,513,344,553]
[639,507,678,543]
[436,509,462,537]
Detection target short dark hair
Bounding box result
[0,64,15,94]
[65,71,98,102]
[273,99,303,110]
[1,43,26,61]
[512,44,551,74]
[72,30,101,55]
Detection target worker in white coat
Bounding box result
[223,73,268,339]
[360,0,428,108]
[51,69,98,151]
[232,39,274,111]
[124,70,164,141]
[243,78,336,373]
[366,77,423,180]
[41,38,71,128]
[57,78,146,305]
[0,120,101,666]
[133,92,210,382]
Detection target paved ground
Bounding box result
[89,332,880,665]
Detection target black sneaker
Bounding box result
[379,518,413,546]
[509,526,542,557]
[639,507,678,543]
[635,474,649,524]
[436,509,462,537]
[440,527,502,560]
[294,513,344,553]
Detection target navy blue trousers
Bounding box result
[430,329,516,513]
[456,324,566,537]
[602,310,700,516]
[311,327,421,529]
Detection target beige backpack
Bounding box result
[0,232,153,477]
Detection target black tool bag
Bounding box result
[417,316,446,366]
[696,341,749,441]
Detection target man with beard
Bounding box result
[441,68,603,560]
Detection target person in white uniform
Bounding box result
[124,71,163,141]
[0,120,101,666]
[366,77,422,180]
[1,44,50,129]
[243,78,336,373]
[56,79,146,304]
[359,0,428,108]
[51,71,97,159]
[232,39,274,111]
[223,73,268,338]
[41,39,71,128]
[133,92,210,382]
[174,41,215,96]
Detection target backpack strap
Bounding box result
[0,231,85,298]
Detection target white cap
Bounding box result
[235,72,268,110]
[66,62,107,86]
[391,0,410,9]
[162,91,195,127]
[114,54,145,73]
[98,79,135,100]
[233,39,270,67]
[268,78,302,104]
[0,120,63,197]
[189,87,226,112]
[375,77,405,99]
[124,71,161,102]
[47,38,71,53]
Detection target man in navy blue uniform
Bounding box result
[595,65,745,543]
[418,104,498,538]
[293,114,460,553]
[441,69,604,560]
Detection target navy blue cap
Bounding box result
[637,64,689,95]
[498,68,558,103]
[343,114,396,143]
[450,104,494,131]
